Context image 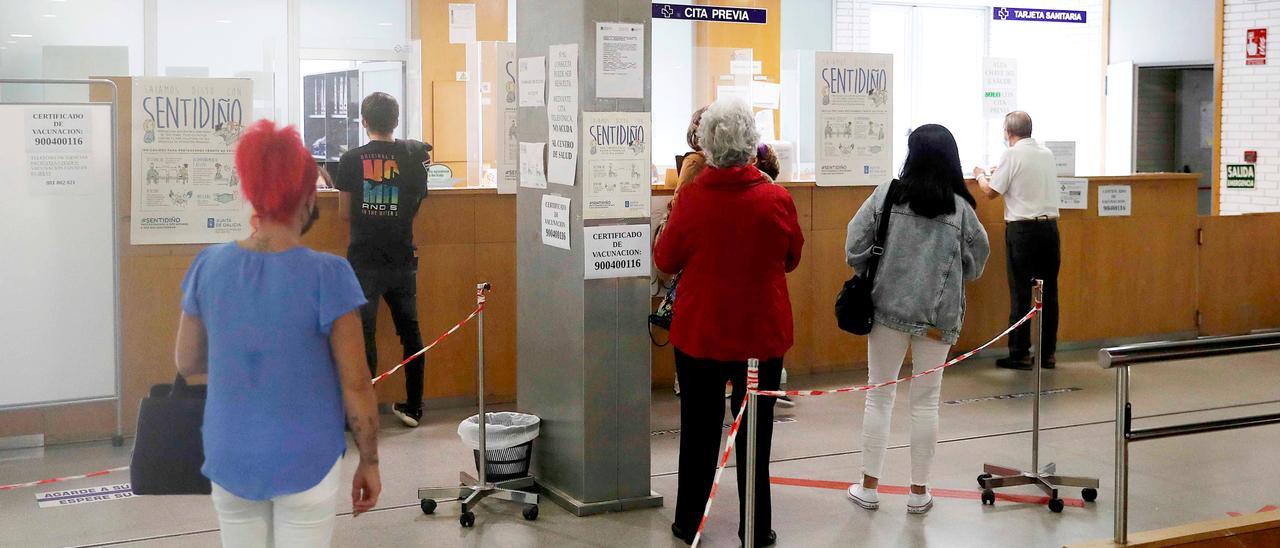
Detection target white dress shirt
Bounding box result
[989,138,1060,222]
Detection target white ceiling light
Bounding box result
[11,34,33,38]
[378,22,394,26]
[43,14,56,18]
[215,19,231,24]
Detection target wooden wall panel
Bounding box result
[1198,213,1280,335]
[5,151,1251,444]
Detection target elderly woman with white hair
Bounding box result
[655,99,804,547]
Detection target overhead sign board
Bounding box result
[992,6,1087,24]
[652,3,767,25]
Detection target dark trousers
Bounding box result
[354,267,425,409]
[673,348,782,543]
[1005,220,1060,360]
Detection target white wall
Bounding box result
[1220,0,1280,215]
[1110,0,1215,65]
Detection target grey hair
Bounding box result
[696,99,760,168]
[1004,111,1033,138]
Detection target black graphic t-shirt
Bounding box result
[336,139,431,268]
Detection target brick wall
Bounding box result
[1221,0,1280,214]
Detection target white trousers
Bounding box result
[210,457,342,548]
[861,324,952,486]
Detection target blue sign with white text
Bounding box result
[992,6,1087,24]
[652,3,768,25]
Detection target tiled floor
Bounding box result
[3,349,1280,547]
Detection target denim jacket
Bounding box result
[845,182,990,344]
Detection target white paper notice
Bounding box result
[584,224,651,280]
[983,57,1017,118]
[1057,178,1088,210]
[815,52,893,186]
[755,109,776,141]
[25,106,93,195]
[596,23,645,99]
[519,142,547,189]
[730,59,754,76]
[1098,185,1132,217]
[495,43,519,194]
[541,194,572,250]
[582,112,651,220]
[716,85,750,104]
[130,77,254,244]
[518,57,546,107]
[751,81,780,109]
[547,44,580,186]
[1045,141,1076,177]
[448,3,476,44]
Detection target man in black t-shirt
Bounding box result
[336,92,432,427]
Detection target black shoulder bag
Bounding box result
[834,181,896,335]
[130,374,211,495]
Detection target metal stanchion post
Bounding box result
[477,286,487,487]
[977,279,1098,511]
[744,358,759,548]
[1115,366,1130,544]
[1032,280,1043,474]
[416,283,539,527]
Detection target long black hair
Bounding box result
[893,124,976,218]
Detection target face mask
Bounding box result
[301,204,320,235]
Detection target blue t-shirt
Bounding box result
[181,243,367,501]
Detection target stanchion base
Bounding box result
[977,462,1098,512]
[417,471,541,527]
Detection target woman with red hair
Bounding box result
[174,120,381,547]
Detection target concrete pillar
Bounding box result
[515,0,659,515]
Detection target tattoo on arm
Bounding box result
[346,413,379,464]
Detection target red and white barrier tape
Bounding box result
[0,466,130,492]
[370,304,484,386]
[755,305,1039,398]
[0,306,486,493]
[692,393,749,548]
[692,305,1039,545]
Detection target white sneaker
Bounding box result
[776,395,796,408]
[847,483,879,510]
[907,490,934,514]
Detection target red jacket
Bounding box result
[654,165,804,361]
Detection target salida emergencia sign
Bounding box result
[652,3,767,24]
[1227,164,1256,189]
[992,6,1087,24]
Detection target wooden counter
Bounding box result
[10,168,1279,444]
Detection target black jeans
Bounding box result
[354,267,425,410]
[1005,220,1060,360]
[673,348,782,543]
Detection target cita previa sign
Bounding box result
[652,3,767,24]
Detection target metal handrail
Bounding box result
[1099,331,1280,368]
[1101,332,1280,544]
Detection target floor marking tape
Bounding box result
[770,476,1086,508]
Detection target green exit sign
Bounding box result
[1226,164,1255,189]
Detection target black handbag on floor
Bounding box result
[130,374,211,495]
[835,181,897,335]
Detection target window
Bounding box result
[0,0,144,102]
[869,3,985,172]
[854,0,1105,174]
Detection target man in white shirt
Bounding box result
[973,111,1060,370]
